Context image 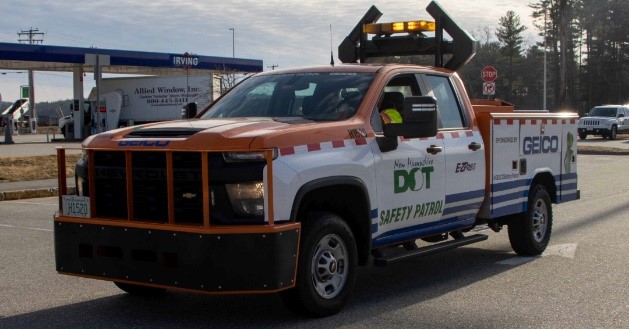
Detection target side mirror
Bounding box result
[181,102,198,119]
[382,96,438,139]
[618,113,625,118]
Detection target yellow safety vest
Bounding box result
[381,109,402,124]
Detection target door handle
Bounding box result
[468,142,482,151]
[427,145,443,155]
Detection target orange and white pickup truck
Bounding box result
[54,1,579,316]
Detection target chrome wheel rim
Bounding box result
[311,234,348,299]
[531,198,549,243]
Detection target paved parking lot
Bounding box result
[0,154,628,328]
[1,133,82,157]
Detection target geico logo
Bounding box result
[394,166,434,194]
[118,140,171,147]
[523,136,559,154]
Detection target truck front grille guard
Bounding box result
[56,147,276,227]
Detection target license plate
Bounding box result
[62,195,90,218]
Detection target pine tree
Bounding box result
[496,11,527,102]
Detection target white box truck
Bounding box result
[61,74,217,136]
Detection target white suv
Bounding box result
[578,105,629,140]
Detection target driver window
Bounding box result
[371,74,421,132]
[424,75,466,129]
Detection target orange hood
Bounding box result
[83,117,370,152]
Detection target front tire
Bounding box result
[508,184,553,256]
[280,212,357,317]
[609,126,617,140]
[578,132,587,140]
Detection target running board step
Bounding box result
[373,234,489,266]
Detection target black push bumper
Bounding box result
[54,219,300,293]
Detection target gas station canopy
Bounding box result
[0,42,263,75]
[0,42,263,140]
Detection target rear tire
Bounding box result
[508,184,553,256]
[114,282,166,297]
[280,212,357,317]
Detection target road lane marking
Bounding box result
[496,243,578,265]
[0,223,53,232]
[543,243,577,259]
[6,201,58,206]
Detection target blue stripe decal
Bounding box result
[554,173,578,204]
[370,209,379,234]
[559,192,579,202]
[442,189,484,217]
[492,203,526,218]
[492,179,527,192]
[561,182,577,190]
[372,216,475,248]
[492,190,528,205]
[556,173,577,180]
[445,189,485,203]
[442,203,481,216]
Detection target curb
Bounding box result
[0,187,76,201]
[577,146,629,156]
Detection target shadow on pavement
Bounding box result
[0,245,521,329]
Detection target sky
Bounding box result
[0,0,542,103]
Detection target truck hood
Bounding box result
[83,117,368,152]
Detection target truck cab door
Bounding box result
[370,74,446,248]
[421,74,485,227]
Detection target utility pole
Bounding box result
[18,28,44,125]
[229,28,235,57]
[267,64,278,71]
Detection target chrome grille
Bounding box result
[580,119,601,126]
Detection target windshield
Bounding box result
[589,107,618,117]
[201,72,375,121]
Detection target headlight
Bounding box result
[225,182,265,217]
[222,149,278,162]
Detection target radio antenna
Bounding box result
[330,24,335,66]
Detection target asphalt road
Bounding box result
[1,154,628,328]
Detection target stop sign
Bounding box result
[481,66,497,82]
